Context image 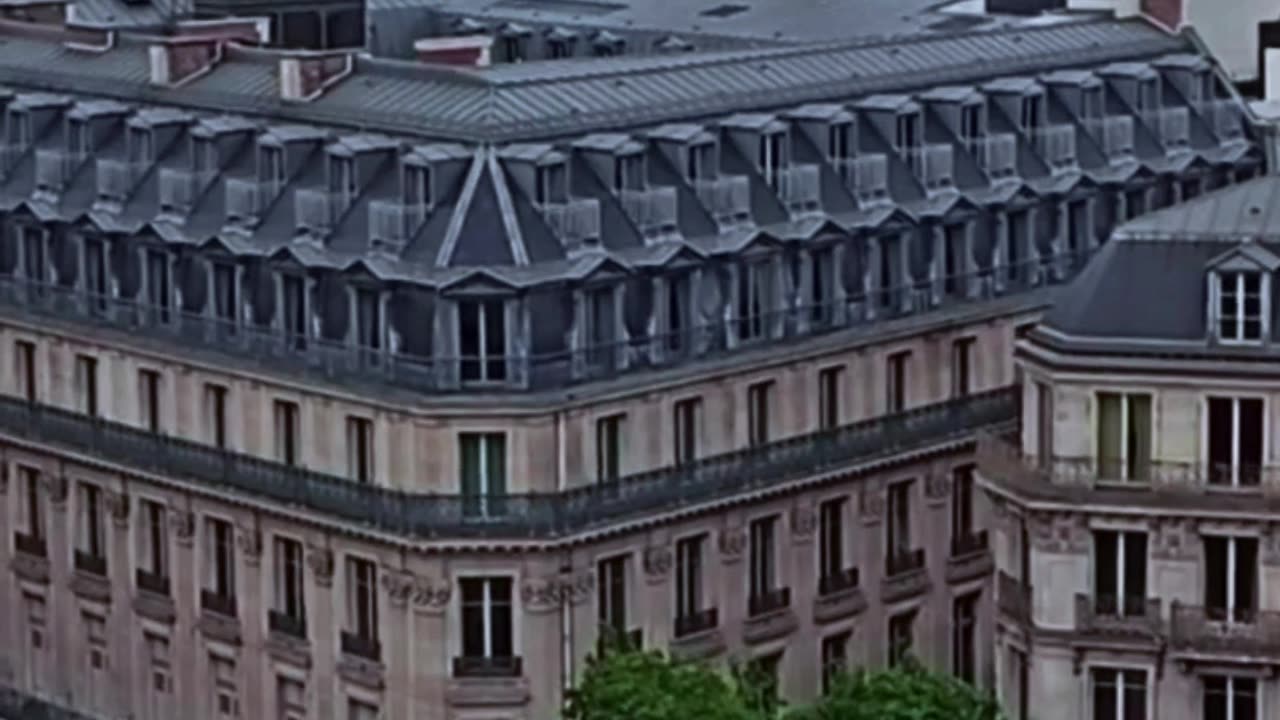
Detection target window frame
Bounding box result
[1095,391,1153,482]
[746,380,772,447]
[459,432,507,518]
[1212,270,1267,345]
[595,413,625,482]
[747,514,778,603]
[674,534,705,620]
[1088,665,1150,720]
[459,575,515,660]
[818,365,843,430]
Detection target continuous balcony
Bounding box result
[836,154,889,206]
[619,186,678,239]
[0,384,1016,540]
[693,175,751,227]
[1169,602,1280,668]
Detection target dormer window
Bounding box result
[459,298,507,383]
[67,118,89,157]
[83,235,109,314]
[1082,86,1104,120]
[353,286,382,353]
[1215,270,1265,343]
[128,128,154,165]
[280,273,308,350]
[144,248,172,323]
[736,258,773,342]
[7,110,31,147]
[20,225,47,287]
[535,162,567,205]
[758,131,786,188]
[1136,78,1159,113]
[404,164,432,207]
[828,122,851,163]
[687,142,715,182]
[1019,95,1043,132]
[615,153,644,193]
[548,39,574,59]
[259,146,284,186]
[503,37,524,63]
[894,113,920,153]
[192,137,215,174]
[328,155,357,200]
[960,104,984,152]
[211,262,238,331]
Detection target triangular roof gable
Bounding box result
[1207,242,1280,273]
[440,267,518,294]
[268,245,312,272]
[199,235,243,257]
[799,218,850,243]
[734,230,783,257]
[573,254,633,284]
[342,258,387,283]
[654,243,707,270]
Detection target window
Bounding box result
[1082,86,1103,120]
[534,163,566,205]
[1203,676,1257,720]
[1036,381,1054,470]
[460,577,514,661]
[687,142,715,182]
[887,611,915,666]
[211,655,239,718]
[354,287,381,352]
[21,226,47,287]
[191,136,215,174]
[327,155,357,200]
[886,480,912,558]
[1020,95,1043,131]
[277,677,305,720]
[675,534,705,623]
[281,274,307,349]
[664,273,691,353]
[821,631,850,693]
[614,153,644,192]
[345,416,374,484]
[829,122,851,164]
[597,555,628,635]
[204,383,227,449]
[951,465,975,548]
[1215,271,1264,343]
[748,515,778,609]
[138,369,161,433]
[346,699,379,720]
[1091,667,1147,720]
[960,103,984,151]
[14,339,35,403]
[205,517,236,601]
[818,366,843,430]
[1093,530,1147,616]
[404,164,432,207]
[951,338,974,398]
[346,557,378,644]
[1207,397,1264,486]
[459,432,506,518]
[1136,78,1159,113]
[886,350,910,413]
[673,397,700,465]
[586,286,618,367]
[140,500,168,580]
[129,127,154,165]
[810,245,837,327]
[1096,392,1152,481]
[747,381,772,446]
[459,298,507,383]
[147,634,171,699]
[952,592,979,683]
[748,652,783,712]
[85,613,107,671]
[758,131,785,189]
[818,497,846,584]
[145,249,172,322]
[18,466,43,541]
[77,483,105,562]
[895,113,920,152]
[75,354,98,417]
[273,537,306,625]
[273,400,300,467]
[596,413,624,482]
[736,260,772,341]
[1204,535,1257,623]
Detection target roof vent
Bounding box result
[700,3,749,18]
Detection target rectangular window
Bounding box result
[140,500,168,579]
[1036,381,1054,470]
[886,480,912,558]
[75,354,98,417]
[534,163,566,205]
[818,497,846,583]
[21,226,46,287]
[758,132,786,188]
[960,104,984,150]
[810,245,836,327]
[77,483,105,561]
[1093,530,1148,616]
[1217,271,1263,342]
[138,369,161,433]
[345,416,374,484]
[818,366,843,430]
[204,383,227,449]
[736,261,772,341]
[1207,397,1264,486]
[459,298,507,383]
[14,339,35,403]
[673,397,701,466]
[273,400,300,467]
[1203,676,1257,720]
[354,287,381,352]
[895,113,920,152]
[1204,535,1257,623]
[687,143,715,182]
[84,237,109,315]
[281,274,307,349]
[821,631,850,693]
[1096,392,1152,481]
[951,465,975,547]
[952,592,979,684]
[829,122,851,163]
[273,537,305,623]
[1090,667,1147,720]
[346,557,378,642]
[145,249,172,322]
[596,414,624,482]
[665,273,691,354]
[748,515,778,605]
[459,432,507,518]
[19,466,43,541]
[951,338,974,398]
[460,577,514,660]
[211,655,239,718]
[597,555,628,635]
[205,517,236,600]
[747,381,772,447]
[586,286,618,365]
[887,611,915,667]
[887,350,910,413]
[614,153,644,192]
[1020,95,1043,131]
[675,534,705,621]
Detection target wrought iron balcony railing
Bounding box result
[885,547,926,577]
[693,176,751,227]
[818,567,860,597]
[836,154,889,206]
[135,568,170,596]
[340,630,381,662]
[268,609,308,639]
[200,589,237,618]
[73,550,107,577]
[13,531,46,558]
[950,529,989,558]
[674,607,719,638]
[620,186,678,238]
[0,386,1015,540]
[748,587,791,617]
[996,571,1030,626]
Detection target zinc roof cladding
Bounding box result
[1040,176,1280,345]
[0,17,1189,143]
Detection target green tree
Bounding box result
[790,658,1004,720]
[564,645,764,720]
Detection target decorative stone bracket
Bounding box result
[520,570,594,614]
[307,547,334,587]
[790,504,816,544]
[170,506,195,546]
[858,487,884,525]
[105,491,130,528]
[718,528,745,564]
[644,546,672,583]
[237,529,263,567]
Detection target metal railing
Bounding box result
[158,168,217,213]
[1169,602,1280,658]
[950,529,989,558]
[268,609,307,639]
[340,630,381,661]
[452,655,522,678]
[620,186,678,237]
[1033,125,1077,171]
[996,571,1030,625]
[135,568,171,596]
[885,547,926,577]
[13,531,46,558]
[1141,107,1190,152]
[776,164,821,212]
[1084,116,1135,160]
[200,589,237,617]
[693,176,751,226]
[1075,593,1162,636]
[748,587,792,617]
[818,567,859,597]
[674,608,719,638]
[295,189,336,234]
[73,549,107,576]
[96,158,139,200]
[836,154,889,205]
[975,134,1017,179]
[542,198,602,246]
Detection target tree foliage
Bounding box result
[788,658,1003,720]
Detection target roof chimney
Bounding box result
[414,35,493,68]
[0,1,69,27]
[149,36,224,86]
[279,50,355,102]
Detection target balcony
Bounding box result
[10,532,49,585]
[268,609,307,640]
[947,530,993,584]
[907,144,954,193]
[452,655,523,678]
[70,551,110,602]
[340,630,381,662]
[13,531,46,558]
[1208,99,1244,143]
[1170,602,1280,666]
[776,164,821,214]
[200,589,237,618]
[295,189,336,235]
[597,626,643,655]
[1141,107,1190,153]
[672,608,724,660]
[744,588,797,644]
[693,175,751,227]
[73,550,107,577]
[158,168,216,214]
[1034,125,1078,172]
[975,134,1017,180]
[0,384,1017,540]
[224,178,278,225]
[837,154,889,206]
[34,149,76,193]
[815,567,866,624]
[748,587,791,617]
[882,548,930,603]
[675,607,718,638]
[447,655,530,709]
[996,571,1030,626]
[1075,594,1162,639]
[620,186,678,238]
[135,568,170,596]
[1083,116,1135,162]
[96,159,140,201]
[542,198,602,251]
[368,199,427,251]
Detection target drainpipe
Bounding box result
[555,408,574,707]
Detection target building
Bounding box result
[0,9,1261,720]
[981,175,1280,720]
